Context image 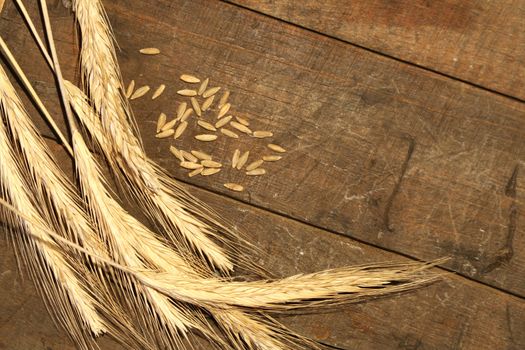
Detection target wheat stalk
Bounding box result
[70,0,264,275]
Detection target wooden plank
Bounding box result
[1,0,524,298]
[1,141,524,349]
[228,0,525,101]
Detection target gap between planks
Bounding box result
[221,0,525,105]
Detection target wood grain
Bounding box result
[1,140,524,350]
[1,0,524,297]
[228,0,525,101]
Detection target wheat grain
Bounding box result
[203,86,221,98]
[201,168,221,176]
[125,79,135,98]
[180,161,203,170]
[180,74,200,83]
[215,115,232,128]
[188,168,203,177]
[151,84,166,100]
[195,134,218,142]
[230,121,252,134]
[177,89,197,97]
[218,90,229,108]
[174,121,188,139]
[237,151,250,170]
[161,118,178,131]
[197,120,216,131]
[140,47,160,55]
[235,116,249,126]
[217,103,230,119]
[176,102,187,119]
[197,78,209,95]
[224,183,244,192]
[190,97,202,117]
[201,95,214,111]
[156,112,167,132]
[156,129,175,138]
[201,160,222,168]
[130,85,150,100]
[191,150,212,160]
[253,131,273,138]
[263,155,282,162]
[169,146,185,162]
[181,150,199,163]
[232,149,240,168]
[268,144,286,153]
[181,108,193,122]
[220,128,239,139]
[245,160,264,171]
[246,168,266,176]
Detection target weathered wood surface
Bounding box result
[228,0,525,101]
[1,0,524,297]
[1,141,524,350]
[0,0,524,348]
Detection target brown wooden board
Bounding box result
[1,0,524,297]
[1,141,524,350]
[227,0,525,101]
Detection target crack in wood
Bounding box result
[383,134,415,233]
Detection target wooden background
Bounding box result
[1,0,524,349]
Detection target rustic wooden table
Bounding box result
[1,0,524,349]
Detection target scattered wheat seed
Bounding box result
[130,85,150,100]
[215,115,232,128]
[188,167,203,177]
[218,103,231,119]
[177,89,197,97]
[195,134,218,142]
[170,146,185,162]
[246,159,264,171]
[230,121,252,134]
[201,95,215,111]
[220,128,239,139]
[253,131,273,138]
[201,160,222,168]
[151,84,166,100]
[162,118,178,131]
[237,151,250,170]
[180,74,200,83]
[198,78,209,95]
[190,97,202,117]
[176,102,187,119]
[246,168,266,176]
[125,80,135,98]
[235,116,250,126]
[232,149,241,168]
[181,150,198,163]
[224,183,244,192]
[191,150,212,161]
[174,121,188,139]
[180,161,203,170]
[263,155,282,162]
[181,108,193,122]
[156,129,174,138]
[139,47,160,55]
[268,143,286,153]
[156,112,167,132]
[218,91,230,108]
[197,120,217,131]
[203,86,221,98]
[201,168,221,176]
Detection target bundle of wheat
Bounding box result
[0,1,444,349]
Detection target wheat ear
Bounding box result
[71,0,265,275]
[0,75,105,347]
